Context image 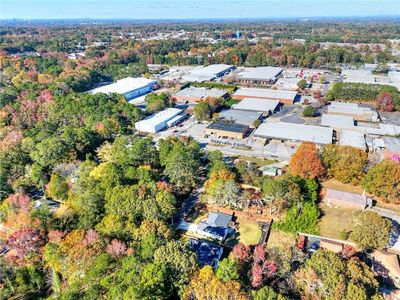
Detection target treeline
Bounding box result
[190,81,238,93]
[328,82,400,109]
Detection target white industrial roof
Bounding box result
[232,97,280,113]
[233,88,297,100]
[254,122,333,144]
[321,114,354,129]
[327,104,377,117]
[88,77,156,95]
[383,136,400,153]
[342,69,376,83]
[237,67,283,81]
[182,64,233,82]
[135,108,182,128]
[175,87,227,99]
[218,109,262,127]
[354,123,400,136]
[276,77,302,86]
[330,102,359,108]
[339,130,366,150]
[198,64,233,75]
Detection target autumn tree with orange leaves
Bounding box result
[289,142,325,179]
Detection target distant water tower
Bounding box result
[236,31,241,39]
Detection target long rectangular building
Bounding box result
[173,87,228,103]
[134,108,183,133]
[88,77,157,100]
[236,67,283,85]
[339,130,367,150]
[218,110,262,127]
[182,64,234,82]
[327,102,379,122]
[232,98,280,115]
[232,87,297,105]
[254,122,333,145]
[321,114,355,130]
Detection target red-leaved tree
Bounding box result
[231,242,251,264]
[106,239,128,258]
[6,228,45,266]
[376,92,395,112]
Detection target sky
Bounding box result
[1,0,399,20]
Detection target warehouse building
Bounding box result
[342,69,376,84]
[205,121,249,139]
[320,114,355,130]
[339,130,367,151]
[182,64,234,82]
[254,122,333,145]
[232,88,297,105]
[327,102,379,122]
[236,67,283,85]
[232,98,280,115]
[218,109,262,127]
[134,108,184,133]
[88,77,157,100]
[275,77,303,90]
[173,86,228,103]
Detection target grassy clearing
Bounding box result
[318,203,357,239]
[237,218,262,246]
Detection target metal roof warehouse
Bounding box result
[321,114,355,129]
[182,64,234,82]
[232,87,297,104]
[232,97,280,115]
[218,109,262,127]
[174,86,228,102]
[236,67,283,83]
[134,108,183,133]
[339,130,366,150]
[254,122,333,145]
[87,77,157,100]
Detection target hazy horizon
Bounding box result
[1,0,399,20]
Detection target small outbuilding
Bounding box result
[325,188,372,209]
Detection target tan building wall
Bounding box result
[205,128,245,139]
[326,197,366,209]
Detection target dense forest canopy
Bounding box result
[1,19,400,299]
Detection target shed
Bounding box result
[325,189,372,209]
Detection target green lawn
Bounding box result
[318,204,357,240]
[237,219,262,246]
